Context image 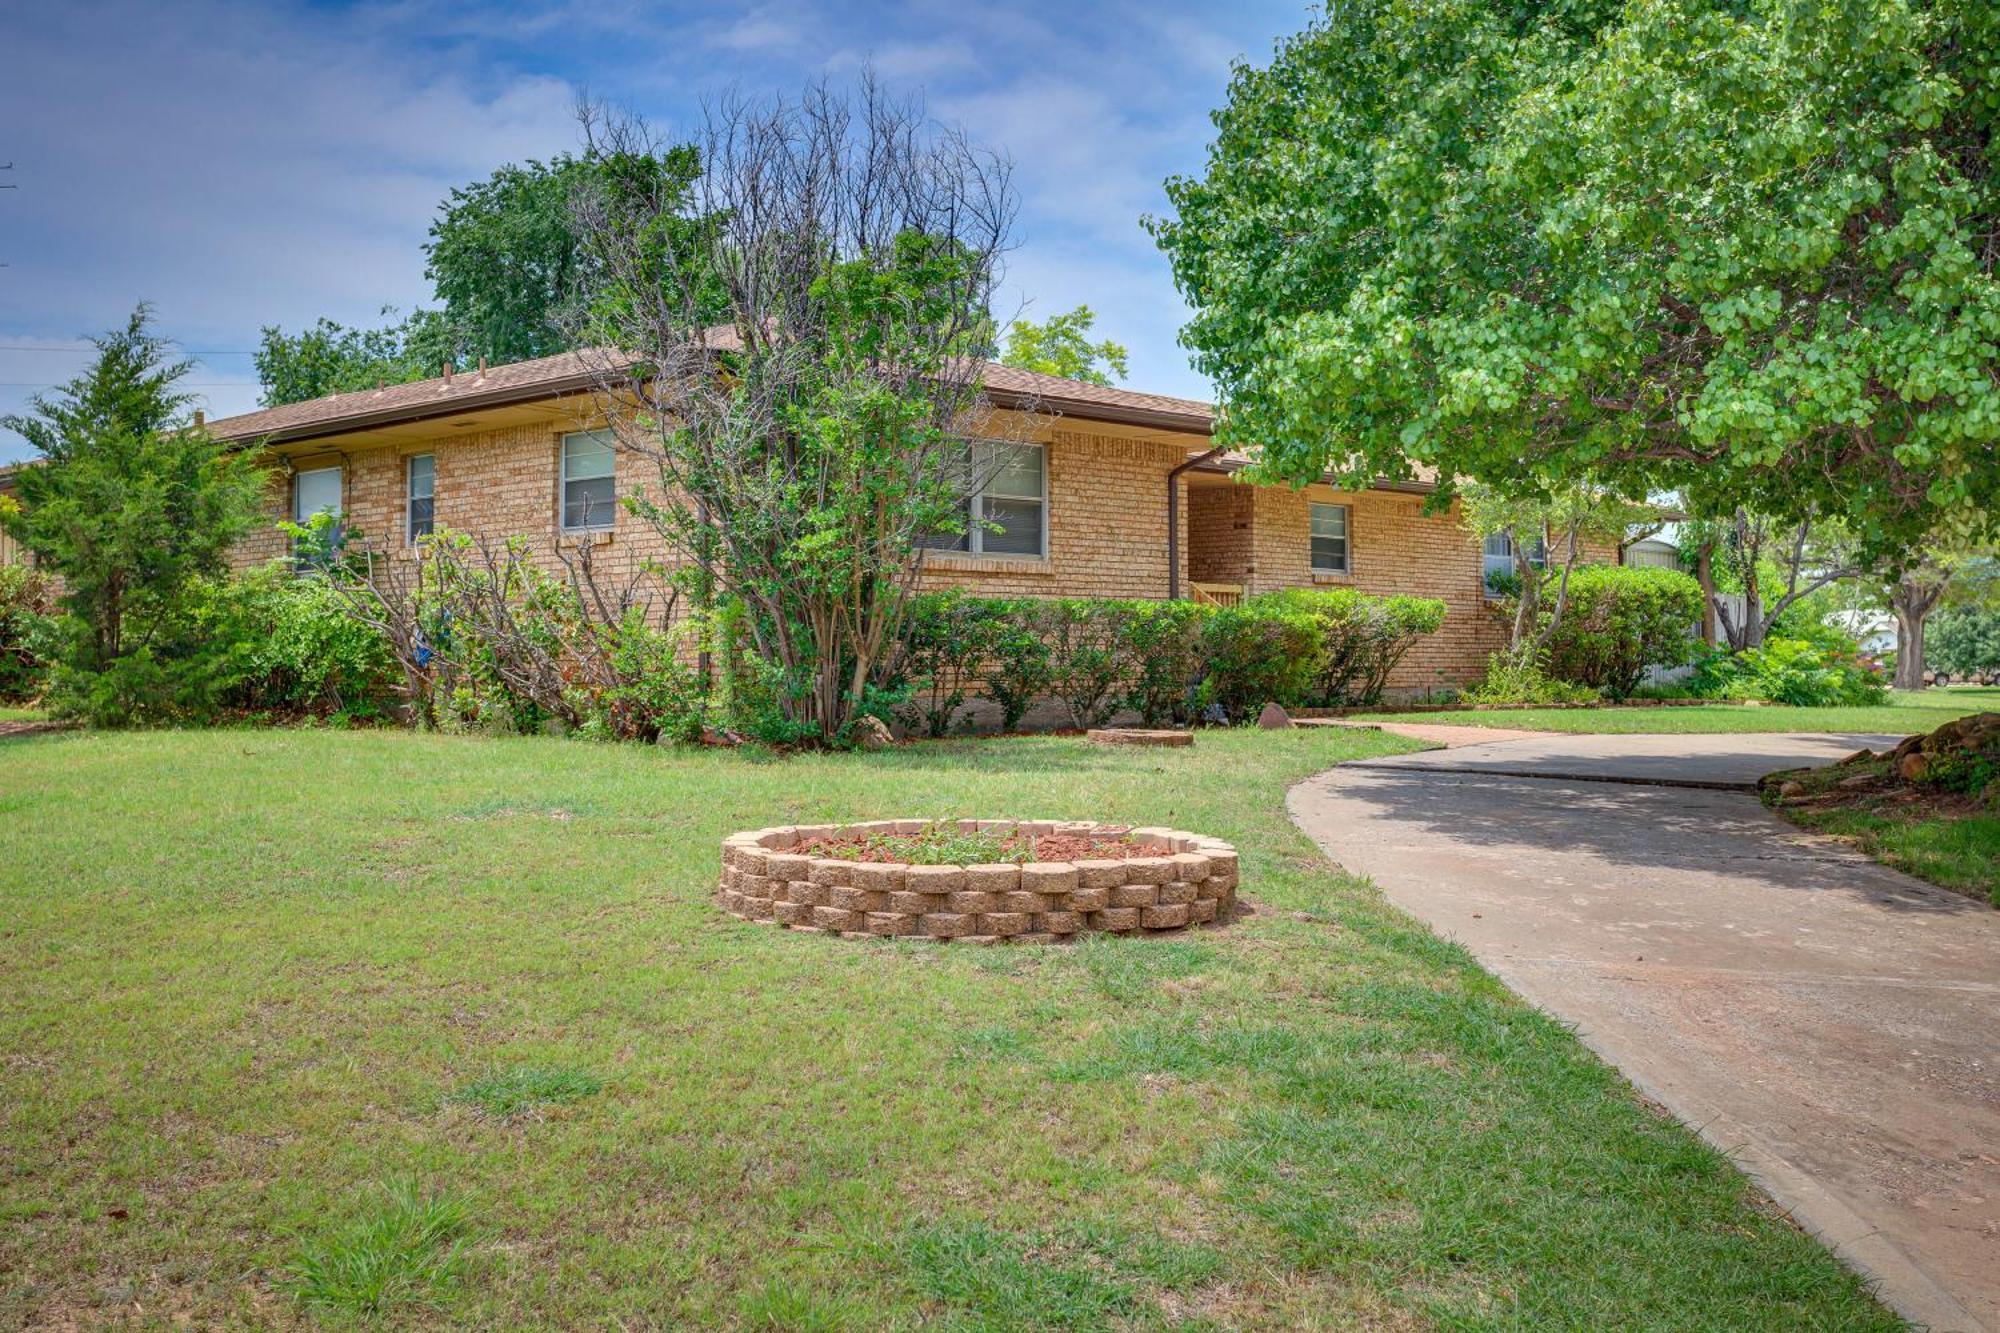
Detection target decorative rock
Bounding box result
[889,890,946,914]
[1091,907,1142,932]
[922,913,977,937]
[1123,857,1176,885]
[981,912,1032,936]
[1258,702,1293,730]
[1039,911,1085,934]
[1142,903,1191,930]
[1157,880,1198,906]
[947,890,999,914]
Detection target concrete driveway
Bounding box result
[1290,730,2000,1333]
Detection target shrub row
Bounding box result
[889,587,1447,734]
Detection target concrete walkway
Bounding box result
[1290,731,2000,1333]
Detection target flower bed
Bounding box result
[717,820,1239,942]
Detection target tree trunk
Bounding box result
[1740,575,1765,651]
[1893,602,1926,691]
[1695,542,1716,646]
[1889,572,1947,692]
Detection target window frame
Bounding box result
[927,439,1048,559]
[559,430,618,533]
[1308,501,1351,576]
[406,453,436,543]
[1482,531,1549,594]
[292,464,343,523]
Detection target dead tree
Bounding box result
[566,76,1026,744]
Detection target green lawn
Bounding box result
[1356,687,2000,735]
[0,727,1898,1329]
[1767,756,2000,908]
[0,705,44,722]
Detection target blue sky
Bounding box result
[0,0,1315,463]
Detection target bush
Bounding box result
[1196,601,1324,720]
[1538,565,1704,699]
[1119,600,1213,726]
[1929,607,2000,679]
[196,567,400,722]
[1691,637,1889,706]
[312,527,706,744]
[1040,599,1138,729]
[1192,589,1446,720]
[981,599,1055,732]
[0,564,54,702]
[1252,587,1447,706]
[894,591,1003,737]
[1462,654,1601,706]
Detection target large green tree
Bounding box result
[1001,305,1128,385]
[423,154,600,365]
[1153,0,2000,556]
[0,307,263,724]
[253,308,464,406]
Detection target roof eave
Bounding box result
[209,371,609,447]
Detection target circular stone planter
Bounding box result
[717,820,1239,943]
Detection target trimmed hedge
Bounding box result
[892,586,1448,732]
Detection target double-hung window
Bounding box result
[561,431,617,531]
[1309,503,1350,575]
[1482,531,1547,594]
[293,465,342,522]
[925,441,1046,557]
[406,454,435,540]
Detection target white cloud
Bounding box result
[1,0,1308,458]
[0,0,579,452]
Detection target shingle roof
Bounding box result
[203,349,622,444]
[202,343,1217,445]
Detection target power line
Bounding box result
[0,381,254,389]
[0,344,261,355]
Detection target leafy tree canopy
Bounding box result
[1153,0,2000,556]
[1001,304,1129,385]
[0,306,262,722]
[257,147,719,406]
[253,308,464,406]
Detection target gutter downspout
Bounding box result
[1166,445,1227,600]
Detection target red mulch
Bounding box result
[793,827,1148,863]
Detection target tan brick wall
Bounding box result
[917,426,1190,600]
[235,421,677,589]
[1186,484,1254,584]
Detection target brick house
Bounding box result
[200,349,1612,695]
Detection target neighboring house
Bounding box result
[201,350,1617,694]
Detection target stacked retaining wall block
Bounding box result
[717,820,1238,943]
